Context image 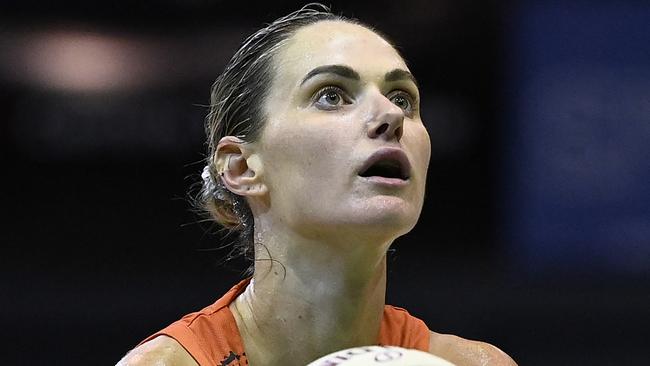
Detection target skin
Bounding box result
[118,20,516,366]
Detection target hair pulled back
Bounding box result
[199,4,353,264]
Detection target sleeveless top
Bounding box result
[140,278,430,366]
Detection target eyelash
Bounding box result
[387,90,417,116]
[311,85,417,115]
[312,86,350,110]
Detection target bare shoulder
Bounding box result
[429,331,517,366]
[116,335,198,366]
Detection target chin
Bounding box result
[345,196,420,236]
[289,196,422,241]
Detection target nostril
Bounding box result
[395,126,403,140]
[375,123,389,136]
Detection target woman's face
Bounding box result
[255,20,431,241]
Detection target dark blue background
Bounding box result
[504,1,650,276]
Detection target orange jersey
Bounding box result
[140,279,430,365]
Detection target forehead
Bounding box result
[274,20,408,83]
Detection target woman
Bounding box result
[118,4,516,366]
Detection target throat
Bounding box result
[230,258,388,366]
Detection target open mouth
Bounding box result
[358,149,411,181]
[359,159,409,180]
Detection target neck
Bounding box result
[229,225,391,366]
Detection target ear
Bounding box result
[215,136,267,197]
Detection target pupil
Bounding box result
[326,91,339,103]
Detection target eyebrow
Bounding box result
[384,68,419,88]
[300,65,360,85]
[300,64,418,88]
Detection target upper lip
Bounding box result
[358,147,412,180]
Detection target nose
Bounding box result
[366,94,404,142]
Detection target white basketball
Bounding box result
[306,346,456,366]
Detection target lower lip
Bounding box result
[360,176,409,187]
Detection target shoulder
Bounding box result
[116,335,198,366]
[380,305,430,349]
[428,331,517,366]
[383,305,428,328]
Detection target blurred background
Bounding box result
[2,0,649,364]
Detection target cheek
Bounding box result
[270,129,336,169]
[259,119,355,225]
[405,124,432,173]
[260,119,350,193]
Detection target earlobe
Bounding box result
[215,137,267,197]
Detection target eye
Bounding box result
[313,86,350,110]
[388,91,416,115]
